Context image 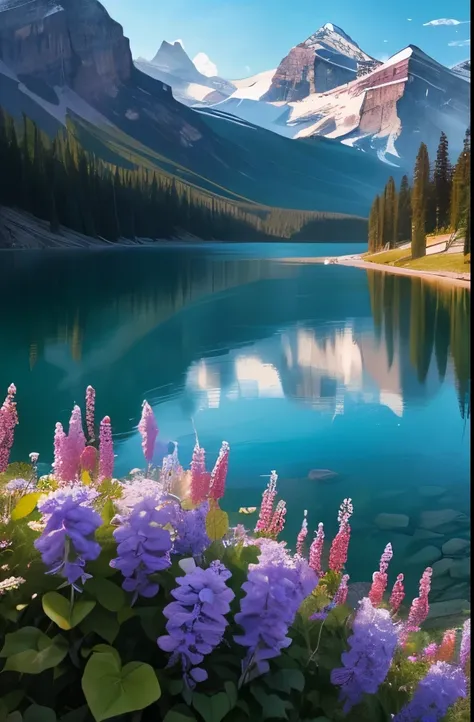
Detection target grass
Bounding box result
[363,248,470,275]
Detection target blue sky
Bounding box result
[102,0,470,79]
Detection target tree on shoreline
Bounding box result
[411,143,430,259]
[396,175,412,243]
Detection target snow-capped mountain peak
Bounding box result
[451,59,470,80]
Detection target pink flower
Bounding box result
[0,384,18,473]
[138,401,158,465]
[209,441,229,501]
[268,500,287,537]
[423,642,439,661]
[98,416,114,481]
[389,573,405,615]
[334,574,350,605]
[329,499,354,574]
[85,386,96,442]
[52,406,86,484]
[460,619,470,667]
[80,446,98,474]
[369,543,393,606]
[402,567,433,642]
[309,522,325,575]
[190,442,211,505]
[435,630,456,663]
[255,471,278,533]
[296,510,308,556]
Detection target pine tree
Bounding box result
[397,175,412,242]
[411,142,430,259]
[433,131,451,231]
[450,127,471,234]
[368,195,381,252]
[382,176,397,248]
[464,204,470,256]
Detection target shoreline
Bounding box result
[280,255,471,289]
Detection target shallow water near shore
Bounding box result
[0,243,470,605]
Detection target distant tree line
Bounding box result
[368,129,471,258]
[0,108,365,244]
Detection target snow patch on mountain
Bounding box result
[193,52,218,78]
[228,69,276,100]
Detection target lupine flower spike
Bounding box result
[209,441,230,501]
[295,510,308,556]
[0,383,18,473]
[138,401,158,469]
[330,597,398,713]
[435,629,457,662]
[268,500,287,537]
[393,662,467,722]
[98,416,114,482]
[309,522,325,575]
[85,386,96,442]
[460,619,470,667]
[369,543,393,606]
[401,567,433,642]
[255,471,278,533]
[389,573,405,615]
[329,498,353,573]
[190,441,211,505]
[334,574,350,606]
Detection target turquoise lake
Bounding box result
[0,244,470,605]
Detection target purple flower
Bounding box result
[393,661,467,722]
[138,401,158,465]
[330,597,399,713]
[34,487,102,590]
[459,619,470,667]
[157,563,235,688]
[173,502,211,558]
[6,478,31,493]
[234,539,318,679]
[110,495,173,603]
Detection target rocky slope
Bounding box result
[451,59,470,80]
[261,23,379,102]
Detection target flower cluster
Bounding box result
[208,441,230,501]
[435,629,457,663]
[0,384,18,473]
[98,416,114,481]
[389,573,405,615]
[52,406,87,484]
[402,567,433,641]
[268,499,287,537]
[309,522,325,575]
[234,539,317,679]
[157,561,234,688]
[111,494,173,602]
[330,597,399,713]
[34,486,102,589]
[368,543,393,606]
[295,510,308,556]
[189,442,211,505]
[161,442,183,492]
[85,386,95,443]
[173,503,211,558]
[460,619,470,667]
[393,662,467,722]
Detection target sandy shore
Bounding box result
[280,255,471,289]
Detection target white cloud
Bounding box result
[423,18,469,26]
[193,52,218,77]
[407,18,412,21]
[448,38,470,46]
[173,38,185,49]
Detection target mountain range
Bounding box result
[140,23,470,169]
[0,0,400,234]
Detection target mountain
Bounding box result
[209,42,470,167]
[135,40,236,106]
[261,23,380,102]
[451,59,470,80]
[0,0,398,229]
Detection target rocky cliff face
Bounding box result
[262,23,378,102]
[0,0,132,101]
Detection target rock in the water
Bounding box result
[442,538,470,556]
[432,558,456,577]
[449,557,470,579]
[407,545,442,565]
[375,513,410,529]
[432,582,470,603]
[412,528,444,541]
[419,486,446,497]
[419,509,469,530]
[427,598,470,620]
[307,469,338,481]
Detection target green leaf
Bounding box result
[11,492,42,521]
[250,686,288,720]
[0,462,34,485]
[265,669,305,694]
[205,507,229,541]
[23,706,56,722]
[1,691,24,713]
[42,592,95,630]
[163,706,197,722]
[6,713,22,722]
[100,500,116,525]
[0,628,68,675]
[59,708,88,722]
[193,691,236,722]
[81,651,161,722]
[79,607,119,644]
[224,682,238,709]
[84,577,125,612]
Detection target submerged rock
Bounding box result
[307,469,338,481]
[442,538,470,556]
[375,513,410,529]
[427,598,470,620]
[407,545,442,565]
[412,528,444,541]
[419,486,446,497]
[419,509,469,530]
[432,558,456,577]
[449,557,470,579]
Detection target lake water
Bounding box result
[0,244,470,606]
